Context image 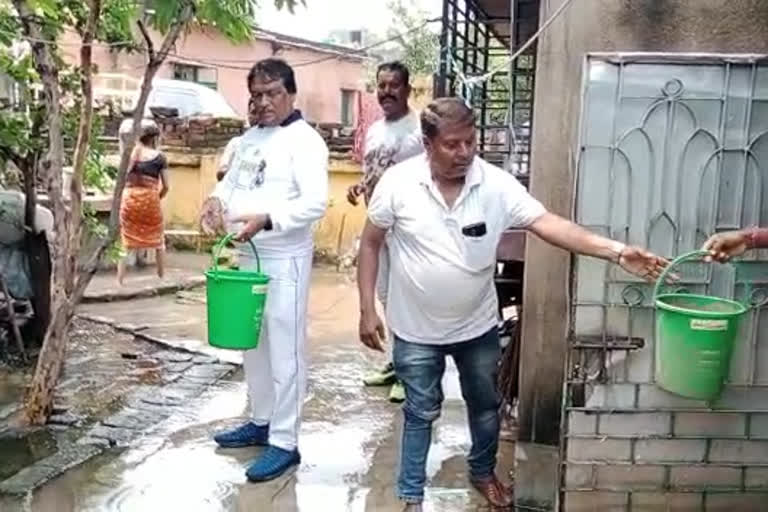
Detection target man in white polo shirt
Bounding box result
[357,98,669,510]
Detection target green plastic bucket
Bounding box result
[654,250,748,400]
[205,234,269,350]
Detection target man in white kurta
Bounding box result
[201,58,328,482]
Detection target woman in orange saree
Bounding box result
[118,124,169,285]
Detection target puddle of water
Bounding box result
[0,429,57,480]
[0,368,28,412]
[295,484,369,512]
[7,281,503,512]
[84,445,244,512]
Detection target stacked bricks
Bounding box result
[564,384,768,511]
[156,116,245,152]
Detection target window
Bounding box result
[341,89,356,126]
[173,64,218,90]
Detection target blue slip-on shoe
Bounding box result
[214,422,269,448]
[245,445,301,482]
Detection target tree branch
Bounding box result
[136,18,155,62]
[67,0,101,295]
[155,1,194,62]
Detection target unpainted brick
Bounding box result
[569,412,597,435]
[565,464,594,489]
[599,412,672,436]
[705,493,768,512]
[586,384,637,408]
[674,412,746,437]
[745,467,768,489]
[670,466,741,489]
[567,438,632,462]
[748,413,768,439]
[595,465,665,491]
[634,439,706,463]
[638,385,708,409]
[714,387,768,411]
[564,491,628,512]
[710,440,768,464]
[631,492,703,512]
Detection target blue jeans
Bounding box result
[393,328,501,502]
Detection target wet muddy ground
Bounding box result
[1,264,514,511]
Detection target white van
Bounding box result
[119,79,241,152]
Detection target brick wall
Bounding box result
[564,385,768,511]
[156,116,245,152]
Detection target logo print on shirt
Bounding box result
[232,145,267,191]
[363,145,398,192]
[250,159,266,188]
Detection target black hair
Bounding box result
[138,123,161,146]
[247,58,297,94]
[421,97,476,139]
[377,61,410,85]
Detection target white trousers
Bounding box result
[240,250,313,451]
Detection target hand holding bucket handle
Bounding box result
[653,250,750,308]
[211,233,261,278]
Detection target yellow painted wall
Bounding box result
[313,159,367,258]
[162,152,219,231]
[162,149,367,258]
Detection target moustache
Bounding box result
[379,95,397,103]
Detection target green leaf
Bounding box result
[28,0,60,20]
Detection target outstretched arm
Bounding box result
[703,228,768,262]
[528,212,669,281]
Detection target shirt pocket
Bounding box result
[462,233,496,270]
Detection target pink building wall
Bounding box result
[62,27,367,124]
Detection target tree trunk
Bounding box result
[66,0,101,297]
[15,0,71,425]
[21,0,196,424]
[22,158,36,230]
[23,300,72,421]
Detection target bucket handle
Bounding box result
[211,233,261,278]
[653,249,749,306]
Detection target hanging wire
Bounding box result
[0,17,442,70]
[464,0,577,87]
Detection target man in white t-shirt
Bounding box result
[347,61,424,403]
[357,98,669,511]
[200,59,328,483]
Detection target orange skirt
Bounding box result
[120,179,164,250]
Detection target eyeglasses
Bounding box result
[250,88,284,105]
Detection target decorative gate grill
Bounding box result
[563,54,768,509]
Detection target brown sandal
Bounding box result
[471,474,513,508]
